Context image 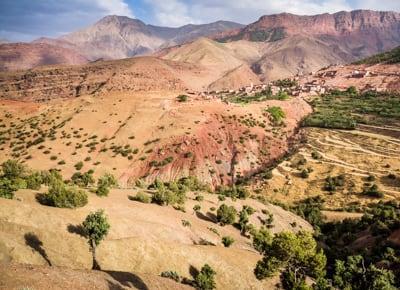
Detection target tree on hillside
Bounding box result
[333,255,396,290]
[254,231,327,289]
[195,264,217,290]
[82,210,110,270]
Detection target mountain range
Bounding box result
[35,16,244,60]
[1,10,400,85]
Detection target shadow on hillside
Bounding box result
[189,265,199,279]
[195,211,216,223]
[107,280,125,290]
[24,232,52,266]
[196,211,218,223]
[67,224,86,238]
[105,270,149,290]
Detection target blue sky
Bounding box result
[0,0,399,42]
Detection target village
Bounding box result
[193,64,400,101]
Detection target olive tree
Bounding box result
[82,210,110,270]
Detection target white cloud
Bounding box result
[352,0,400,11]
[145,0,195,26]
[146,0,352,26]
[96,0,134,17]
[145,0,399,26]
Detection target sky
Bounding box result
[0,0,399,42]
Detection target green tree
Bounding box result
[216,204,237,226]
[195,264,216,290]
[333,255,396,290]
[95,173,118,197]
[40,179,88,208]
[238,205,254,235]
[1,159,25,179]
[254,231,326,290]
[82,210,110,270]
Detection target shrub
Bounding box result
[161,271,180,282]
[265,106,286,125]
[40,169,63,186]
[95,173,118,197]
[74,161,84,171]
[193,204,201,212]
[300,169,309,179]
[95,183,109,197]
[129,192,151,203]
[71,171,95,187]
[0,177,18,199]
[221,236,234,247]
[39,180,88,208]
[182,220,191,227]
[362,184,384,198]
[26,172,43,190]
[194,264,216,290]
[216,204,237,225]
[177,95,188,102]
[195,195,204,202]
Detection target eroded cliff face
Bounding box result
[120,98,311,187]
[216,10,400,58]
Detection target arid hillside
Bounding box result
[0,57,211,102]
[0,89,310,188]
[0,43,88,72]
[0,184,311,289]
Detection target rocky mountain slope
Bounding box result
[37,16,243,61]
[0,43,88,72]
[208,10,400,81]
[216,10,400,56]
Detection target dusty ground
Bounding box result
[0,262,192,290]
[259,126,400,210]
[0,187,310,289]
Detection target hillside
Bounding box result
[0,56,210,102]
[354,45,400,65]
[0,183,311,289]
[0,43,88,72]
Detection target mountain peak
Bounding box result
[96,15,146,27]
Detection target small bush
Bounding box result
[129,192,151,203]
[300,169,309,179]
[182,220,191,227]
[0,178,18,199]
[195,195,204,202]
[195,264,216,290]
[74,161,84,171]
[177,95,188,102]
[216,204,237,225]
[221,236,234,247]
[161,271,180,282]
[26,172,43,190]
[362,184,384,198]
